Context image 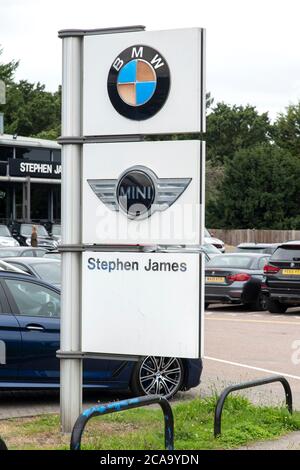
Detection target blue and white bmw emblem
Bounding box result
[107,45,170,120]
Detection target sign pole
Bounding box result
[60,34,83,433]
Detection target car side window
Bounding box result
[5,279,60,318]
[22,250,33,257]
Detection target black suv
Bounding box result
[264,241,300,313]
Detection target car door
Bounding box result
[2,276,110,386]
[0,282,21,382]
[2,277,60,383]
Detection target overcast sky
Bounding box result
[1,0,299,119]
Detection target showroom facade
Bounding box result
[0,134,61,224]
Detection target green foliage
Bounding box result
[206,143,300,229]
[206,103,272,164]
[0,47,61,139]
[0,47,18,84]
[3,81,61,138]
[273,102,300,156]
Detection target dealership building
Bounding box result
[0,134,61,224]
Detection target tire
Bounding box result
[130,356,184,399]
[251,293,268,311]
[267,298,288,314]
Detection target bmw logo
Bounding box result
[107,45,170,120]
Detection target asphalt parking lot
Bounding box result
[1,304,300,419]
[191,304,300,409]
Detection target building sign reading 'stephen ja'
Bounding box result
[9,159,61,178]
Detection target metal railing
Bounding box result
[214,375,293,437]
[70,395,174,450]
[0,438,7,450]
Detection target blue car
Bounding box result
[0,271,202,398]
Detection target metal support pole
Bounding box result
[60,35,83,433]
[26,177,31,222]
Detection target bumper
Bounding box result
[266,288,300,305]
[182,358,203,390]
[205,285,243,304]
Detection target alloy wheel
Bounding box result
[138,356,183,398]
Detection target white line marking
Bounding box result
[204,356,300,381]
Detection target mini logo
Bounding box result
[107,45,170,120]
[88,166,191,220]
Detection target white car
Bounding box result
[0,225,19,247]
[204,228,225,253]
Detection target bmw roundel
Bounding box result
[107,45,170,120]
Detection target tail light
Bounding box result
[227,273,251,282]
[264,264,280,274]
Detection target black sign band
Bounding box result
[9,159,61,179]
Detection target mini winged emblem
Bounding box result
[88,165,191,220]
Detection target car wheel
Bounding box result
[267,298,288,314]
[252,293,268,311]
[131,356,184,399]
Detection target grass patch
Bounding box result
[0,395,299,450]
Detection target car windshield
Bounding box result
[271,246,300,261]
[0,225,11,237]
[203,243,221,254]
[20,224,49,237]
[32,262,61,285]
[206,255,254,269]
[52,225,61,236]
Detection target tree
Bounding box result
[273,102,300,156]
[2,80,61,138]
[206,143,300,229]
[206,103,272,164]
[0,47,61,139]
[0,47,18,84]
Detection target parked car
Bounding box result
[11,223,57,250]
[0,247,46,258]
[50,224,61,245]
[205,253,270,310]
[0,225,20,247]
[0,271,202,397]
[236,243,280,255]
[0,260,28,274]
[263,241,300,313]
[202,243,222,259]
[204,228,225,253]
[2,257,61,288]
[43,251,61,260]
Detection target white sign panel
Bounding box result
[83,28,205,136]
[82,251,202,358]
[82,140,203,245]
